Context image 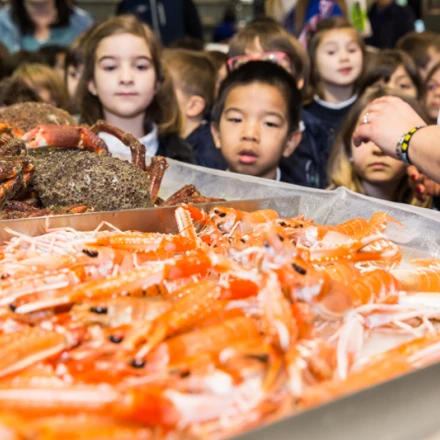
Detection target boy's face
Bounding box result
[212,83,300,180]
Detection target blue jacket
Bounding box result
[116,0,203,46]
[0,5,93,53]
[279,109,331,189]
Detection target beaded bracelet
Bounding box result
[396,125,426,165]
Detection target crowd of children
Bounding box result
[1,14,440,210]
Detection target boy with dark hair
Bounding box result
[211,61,301,183]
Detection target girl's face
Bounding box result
[351,112,406,186]
[88,33,157,120]
[425,68,440,121]
[371,65,418,98]
[316,29,363,88]
[212,83,300,180]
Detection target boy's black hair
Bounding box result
[212,60,301,134]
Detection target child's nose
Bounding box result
[240,121,259,142]
[119,65,134,83]
[372,143,385,155]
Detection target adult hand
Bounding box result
[352,96,426,159]
[407,165,440,202]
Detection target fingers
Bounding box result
[352,123,373,147]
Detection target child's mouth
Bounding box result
[338,67,353,75]
[238,150,258,164]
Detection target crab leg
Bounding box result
[90,120,146,170]
[22,125,109,155]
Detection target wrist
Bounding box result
[396,125,426,165]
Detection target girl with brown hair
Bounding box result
[327,88,430,207]
[78,15,195,164]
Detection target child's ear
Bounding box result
[282,131,302,158]
[210,122,221,150]
[297,78,305,90]
[87,79,97,96]
[186,96,206,118]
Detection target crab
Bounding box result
[0,103,223,218]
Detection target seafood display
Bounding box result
[0,206,440,438]
[0,102,222,218]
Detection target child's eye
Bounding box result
[326,51,336,56]
[399,83,411,90]
[136,62,151,71]
[102,65,117,72]
[264,121,280,128]
[227,117,242,123]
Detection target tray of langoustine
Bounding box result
[1,193,440,439]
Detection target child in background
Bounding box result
[327,88,429,206]
[397,31,440,80]
[227,17,329,189]
[422,63,440,125]
[306,18,364,141]
[79,16,194,164]
[358,49,422,99]
[12,63,68,108]
[205,50,228,97]
[38,45,68,79]
[0,77,41,107]
[164,49,227,170]
[64,28,95,114]
[228,17,309,97]
[211,61,301,183]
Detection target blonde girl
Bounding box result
[79,15,194,164]
[327,88,430,207]
[12,62,68,108]
[305,18,365,140]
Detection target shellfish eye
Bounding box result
[292,263,307,275]
[218,212,227,218]
[90,306,108,314]
[9,303,16,312]
[279,222,287,227]
[277,234,285,242]
[109,334,124,344]
[214,209,219,214]
[130,358,146,369]
[82,249,99,258]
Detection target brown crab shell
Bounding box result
[30,149,153,212]
[0,103,76,133]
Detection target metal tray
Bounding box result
[0,196,300,244]
[2,194,439,439]
[236,360,440,440]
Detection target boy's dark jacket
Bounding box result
[280,109,331,189]
[116,0,203,46]
[157,134,196,164]
[186,122,227,170]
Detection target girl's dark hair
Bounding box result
[212,60,301,134]
[79,15,182,136]
[11,0,71,35]
[358,49,423,98]
[307,17,366,99]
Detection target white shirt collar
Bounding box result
[313,94,358,110]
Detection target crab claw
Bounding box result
[22,125,109,155]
